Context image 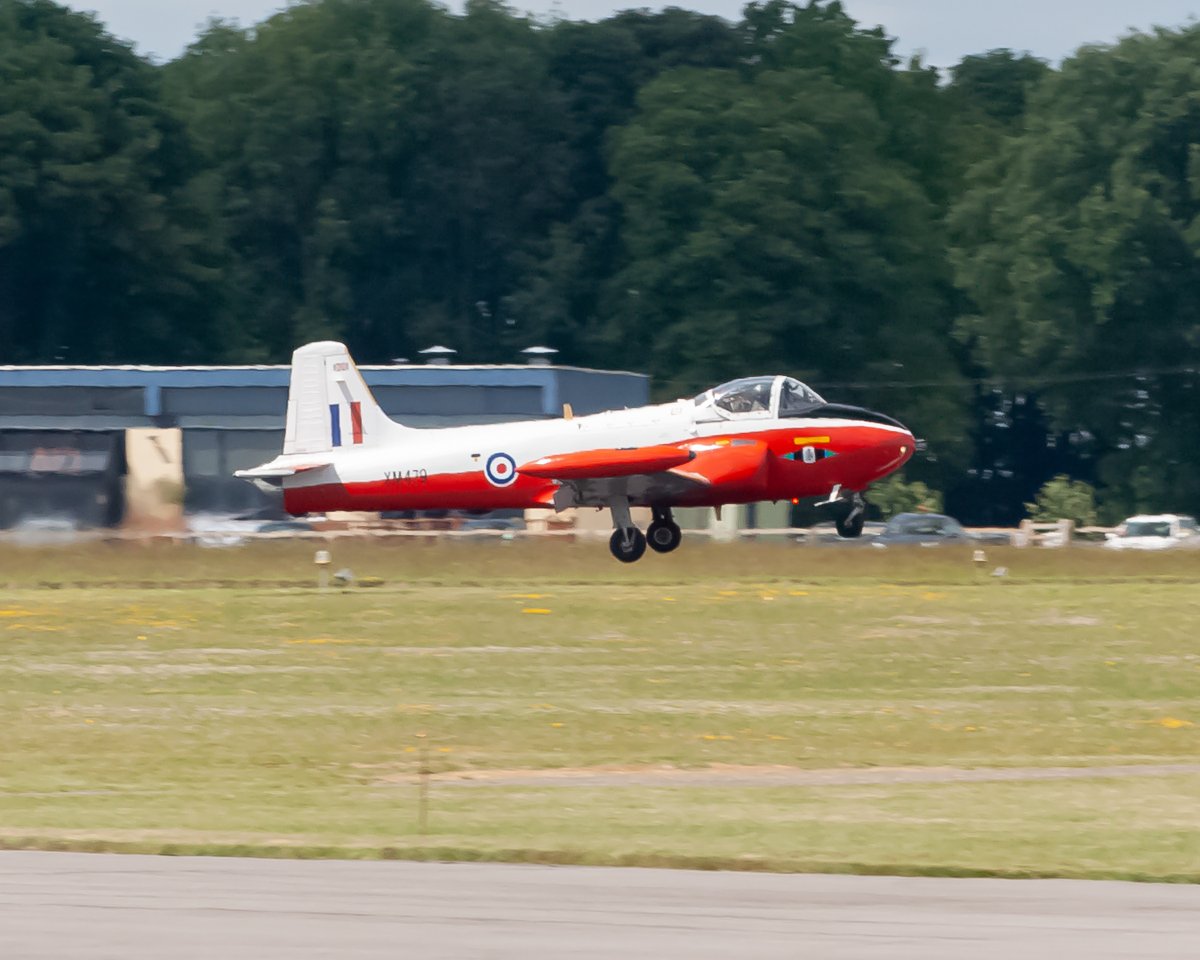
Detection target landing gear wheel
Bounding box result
[609,527,647,563]
[646,519,683,554]
[835,511,865,539]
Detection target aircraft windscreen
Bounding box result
[709,378,774,415]
[778,377,824,415]
[694,376,825,417]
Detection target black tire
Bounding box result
[646,519,683,554]
[609,527,647,563]
[835,511,865,539]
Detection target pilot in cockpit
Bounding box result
[698,376,823,418]
[720,381,771,414]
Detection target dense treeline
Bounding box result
[2,0,1198,521]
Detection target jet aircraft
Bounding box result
[238,341,916,561]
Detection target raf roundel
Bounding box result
[485,452,518,487]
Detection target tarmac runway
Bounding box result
[2,851,1198,959]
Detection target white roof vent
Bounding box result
[419,345,457,366]
[521,346,559,367]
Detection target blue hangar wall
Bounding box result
[0,363,650,525]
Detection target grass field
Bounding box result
[2,539,1199,880]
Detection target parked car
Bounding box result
[459,517,525,539]
[871,512,1010,547]
[798,520,885,544]
[3,515,85,545]
[256,519,317,535]
[1104,514,1199,551]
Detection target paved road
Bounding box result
[2,852,1198,959]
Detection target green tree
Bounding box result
[944,49,1051,191]
[949,49,1051,128]
[951,26,1200,517]
[512,8,741,362]
[1025,474,1098,527]
[0,0,226,362]
[166,0,577,363]
[165,0,441,360]
[604,2,970,475]
[869,474,944,519]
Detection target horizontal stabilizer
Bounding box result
[235,459,330,479]
[519,445,694,480]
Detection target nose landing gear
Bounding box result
[835,507,865,539]
[829,490,867,539]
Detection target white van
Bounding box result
[1104,514,1199,550]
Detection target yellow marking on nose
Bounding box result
[793,436,831,445]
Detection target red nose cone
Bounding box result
[874,424,916,480]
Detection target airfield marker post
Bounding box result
[314,549,331,591]
[417,731,430,835]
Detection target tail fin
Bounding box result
[282,341,408,456]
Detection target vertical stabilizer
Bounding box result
[282,341,407,456]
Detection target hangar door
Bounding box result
[0,431,124,529]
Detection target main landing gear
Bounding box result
[647,507,682,554]
[608,501,681,563]
[609,527,647,563]
[608,496,646,563]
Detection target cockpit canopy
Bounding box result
[692,376,825,420]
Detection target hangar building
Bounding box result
[0,359,649,529]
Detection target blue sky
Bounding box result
[69,0,1200,68]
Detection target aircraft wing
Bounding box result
[520,439,771,507]
[518,445,695,480]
